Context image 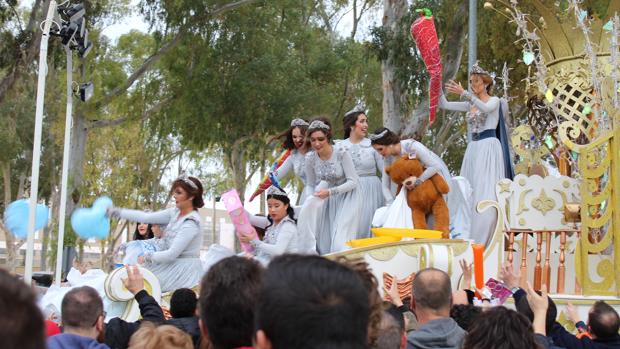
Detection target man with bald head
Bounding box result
[406,268,465,349]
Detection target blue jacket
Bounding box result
[48,333,110,349]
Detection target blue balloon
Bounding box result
[3,199,49,239]
[71,196,113,240]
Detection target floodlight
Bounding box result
[78,82,94,102]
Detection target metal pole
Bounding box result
[25,0,57,284]
[55,45,73,285]
[468,0,477,78]
[466,0,477,142]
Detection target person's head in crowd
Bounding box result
[450,304,482,331]
[371,302,406,349]
[411,268,452,322]
[170,174,205,210]
[254,254,370,349]
[452,289,475,305]
[0,268,45,349]
[170,288,197,319]
[588,301,620,339]
[339,257,383,346]
[128,323,193,349]
[199,256,264,349]
[133,222,154,240]
[60,286,105,340]
[516,290,557,335]
[462,306,542,349]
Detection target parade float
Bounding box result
[329,0,620,330]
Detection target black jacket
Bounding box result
[514,288,620,349]
[104,290,165,349]
[167,316,201,347]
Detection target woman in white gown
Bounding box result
[369,127,471,237]
[336,105,391,238]
[298,117,360,254]
[108,174,204,292]
[271,118,312,204]
[240,186,315,265]
[438,62,514,245]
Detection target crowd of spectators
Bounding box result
[1,255,619,349]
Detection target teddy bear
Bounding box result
[384,155,450,238]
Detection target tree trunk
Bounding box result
[68,114,88,211]
[402,1,468,138]
[381,0,408,133]
[1,162,18,272]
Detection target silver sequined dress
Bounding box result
[273,149,313,204]
[299,148,360,253]
[335,138,390,238]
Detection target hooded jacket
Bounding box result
[48,333,110,349]
[406,317,466,349]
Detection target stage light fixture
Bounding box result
[78,82,94,102]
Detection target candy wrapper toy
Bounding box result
[221,189,256,253]
[249,149,292,201]
[410,8,442,124]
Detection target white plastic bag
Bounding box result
[372,189,414,229]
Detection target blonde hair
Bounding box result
[128,323,193,349]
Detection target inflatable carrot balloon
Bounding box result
[410,8,442,124]
[249,149,292,201]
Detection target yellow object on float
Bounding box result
[371,227,443,239]
[346,236,401,248]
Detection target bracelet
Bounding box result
[461,90,473,101]
[511,286,520,294]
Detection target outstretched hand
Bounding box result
[499,263,520,289]
[459,259,473,289]
[384,280,403,307]
[122,265,145,295]
[526,282,549,335]
[445,80,465,95]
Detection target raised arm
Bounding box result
[461,93,500,113]
[110,208,172,225]
[438,92,469,112]
[146,219,199,264]
[328,151,359,196]
[252,221,296,257]
[273,155,294,181]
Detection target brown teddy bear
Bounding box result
[385,155,450,238]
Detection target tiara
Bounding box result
[266,186,288,197]
[290,118,309,127]
[308,120,330,131]
[344,104,367,119]
[470,61,491,76]
[176,172,198,190]
[368,129,388,141]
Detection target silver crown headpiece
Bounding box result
[290,118,309,127]
[368,129,388,141]
[308,120,330,131]
[176,172,198,190]
[470,61,496,84]
[344,104,367,119]
[266,185,288,197]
